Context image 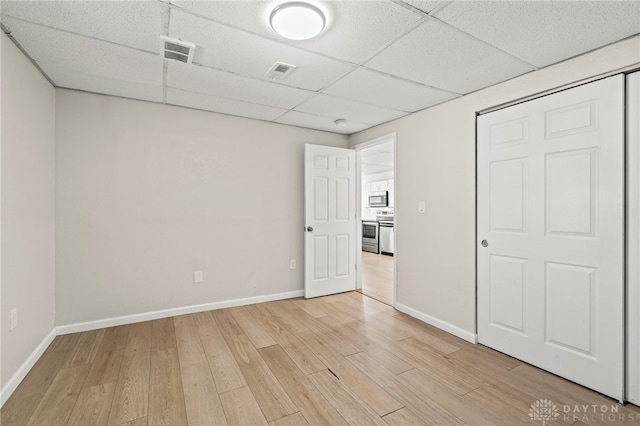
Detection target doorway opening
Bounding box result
[355,135,396,306]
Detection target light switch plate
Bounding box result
[194,270,203,283]
[418,201,426,214]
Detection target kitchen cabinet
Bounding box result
[370,180,388,192]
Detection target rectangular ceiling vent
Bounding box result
[265,62,297,81]
[160,35,195,65]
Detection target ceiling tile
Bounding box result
[295,93,408,125]
[166,88,288,121]
[362,163,393,175]
[168,9,353,91]
[275,110,371,135]
[362,152,394,165]
[435,1,640,68]
[166,62,314,110]
[325,68,458,112]
[366,20,535,94]
[41,60,163,103]
[1,1,168,52]
[401,1,449,14]
[3,17,163,86]
[171,1,424,63]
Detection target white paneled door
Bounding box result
[478,75,625,400]
[304,144,356,298]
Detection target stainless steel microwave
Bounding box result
[369,192,388,207]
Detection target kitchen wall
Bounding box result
[1,33,56,393]
[55,90,348,327]
[349,35,640,339]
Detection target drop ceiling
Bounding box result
[361,141,394,176]
[2,1,638,135]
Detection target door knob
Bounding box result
[306,226,314,232]
[481,240,488,247]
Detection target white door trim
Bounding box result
[353,133,397,306]
[626,71,640,404]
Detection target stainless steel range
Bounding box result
[362,220,379,253]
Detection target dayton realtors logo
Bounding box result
[529,399,560,425]
[529,399,639,423]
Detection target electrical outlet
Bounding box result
[10,308,18,330]
[194,270,203,283]
[290,259,297,270]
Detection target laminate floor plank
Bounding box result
[381,407,426,425]
[259,345,347,425]
[282,338,326,375]
[67,382,116,426]
[463,387,535,426]
[211,308,245,338]
[123,417,148,426]
[397,338,481,395]
[264,304,310,334]
[361,252,394,306]
[64,329,107,368]
[295,330,403,416]
[174,314,207,368]
[0,349,69,425]
[398,368,507,425]
[307,369,387,426]
[346,352,465,425]
[269,411,309,426]
[181,362,227,426]
[229,305,277,349]
[224,333,297,421]
[291,297,328,318]
[3,292,633,426]
[219,386,268,426]
[243,302,273,319]
[108,321,152,425]
[194,312,247,394]
[148,318,188,426]
[84,325,130,388]
[27,364,90,426]
[287,308,360,356]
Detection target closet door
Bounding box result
[478,75,625,400]
[627,71,640,405]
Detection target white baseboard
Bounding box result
[1,328,57,407]
[56,290,305,335]
[395,302,478,344]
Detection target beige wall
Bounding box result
[349,36,640,336]
[1,32,56,389]
[55,90,348,326]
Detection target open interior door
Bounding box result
[304,144,356,298]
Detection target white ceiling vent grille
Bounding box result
[160,35,195,64]
[265,62,297,81]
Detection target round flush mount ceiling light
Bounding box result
[334,119,347,128]
[270,2,326,40]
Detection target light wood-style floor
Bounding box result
[2,292,638,425]
[361,251,394,305]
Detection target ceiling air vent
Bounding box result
[160,35,195,64]
[265,62,297,81]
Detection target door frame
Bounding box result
[353,132,398,306]
[626,70,640,404]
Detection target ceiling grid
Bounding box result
[1,0,638,135]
